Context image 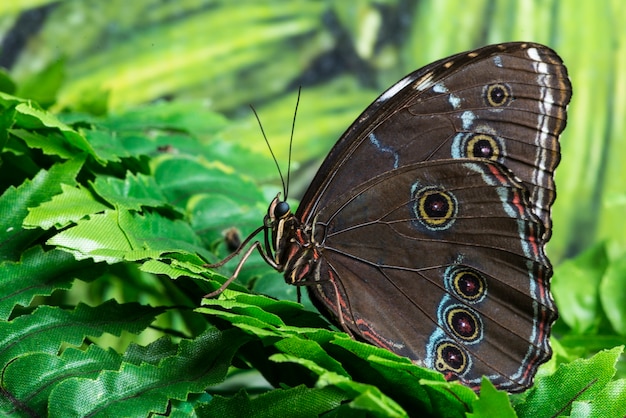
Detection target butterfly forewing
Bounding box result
[297,43,570,236]
[274,42,571,392]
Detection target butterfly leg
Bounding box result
[204,239,280,298]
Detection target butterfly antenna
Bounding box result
[286,87,301,199]
[250,105,286,197]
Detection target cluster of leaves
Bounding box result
[1,88,625,417]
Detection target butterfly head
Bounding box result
[264,194,294,262]
[266,194,292,226]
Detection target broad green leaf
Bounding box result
[0,246,103,320]
[199,289,471,417]
[274,336,349,377]
[468,378,516,418]
[200,289,328,330]
[2,346,121,414]
[152,155,264,210]
[10,128,79,159]
[98,101,229,138]
[91,172,176,213]
[570,378,626,418]
[122,336,179,366]
[48,209,205,264]
[83,129,131,163]
[47,328,250,418]
[189,192,266,246]
[139,258,207,280]
[13,102,97,158]
[515,346,623,417]
[0,301,164,367]
[0,68,16,95]
[0,157,85,261]
[271,353,408,417]
[333,338,471,417]
[16,57,65,108]
[202,385,347,418]
[24,183,109,229]
[0,91,32,110]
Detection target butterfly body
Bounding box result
[255,42,570,392]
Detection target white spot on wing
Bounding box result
[527,47,541,61]
[433,82,448,93]
[449,94,461,109]
[493,56,503,67]
[461,110,476,130]
[377,75,414,103]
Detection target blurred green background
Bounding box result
[1,1,624,286]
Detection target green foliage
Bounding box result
[1,0,626,416]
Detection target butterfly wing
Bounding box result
[293,42,570,392]
[307,159,554,391]
[297,42,571,237]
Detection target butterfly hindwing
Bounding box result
[308,159,554,391]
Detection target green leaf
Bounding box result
[10,128,79,159]
[468,378,517,418]
[200,289,328,331]
[122,336,179,366]
[47,209,205,264]
[91,172,176,213]
[515,346,624,417]
[23,183,109,230]
[200,289,471,417]
[570,378,626,417]
[99,101,229,138]
[271,353,408,417]
[82,129,132,163]
[333,338,473,417]
[0,157,85,261]
[153,155,264,210]
[0,300,164,367]
[47,328,250,417]
[13,102,98,159]
[274,336,350,377]
[202,386,347,418]
[0,68,16,95]
[0,246,103,320]
[2,346,121,414]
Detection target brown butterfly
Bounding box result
[208,42,571,392]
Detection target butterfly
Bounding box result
[208,42,571,392]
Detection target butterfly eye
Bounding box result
[274,201,291,219]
